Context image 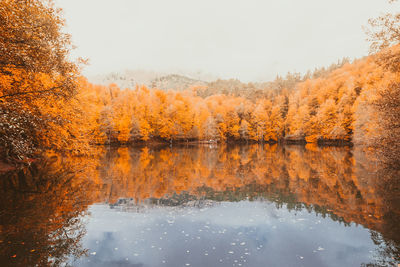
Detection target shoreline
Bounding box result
[0,140,356,173]
[94,138,354,147]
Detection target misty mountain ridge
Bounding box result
[87,58,352,100]
[88,70,214,91]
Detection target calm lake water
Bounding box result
[0,144,399,267]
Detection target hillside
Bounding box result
[150,74,207,91]
[89,70,212,91]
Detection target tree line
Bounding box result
[72,51,396,147]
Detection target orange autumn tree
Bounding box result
[365,0,400,167]
[0,0,82,161]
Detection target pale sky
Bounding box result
[56,0,394,82]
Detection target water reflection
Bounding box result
[0,144,399,266]
[74,202,381,267]
[92,144,399,238]
[0,159,92,266]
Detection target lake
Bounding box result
[0,144,399,266]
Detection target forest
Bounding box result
[0,0,399,169]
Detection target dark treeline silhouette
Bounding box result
[0,158,93,266]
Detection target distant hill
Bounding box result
[88,70,211,91]
[150,74,207,91]
[88,59,350,99]
[89,70,163,89]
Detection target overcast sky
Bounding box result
[56,0,393,82]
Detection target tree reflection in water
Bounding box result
[0,158,92,266]
[0,144,398,266]
[91,144,399,265]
